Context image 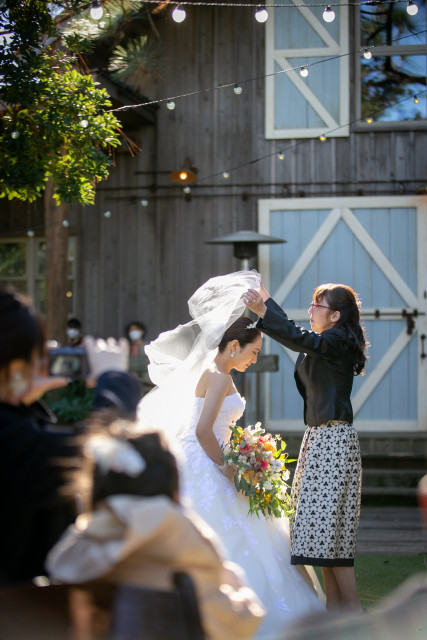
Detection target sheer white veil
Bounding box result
[137,270,261,440]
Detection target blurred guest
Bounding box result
[66,318,83,347]
[47,426,266,640]
[124,321,153,394]
[124,320,147,356]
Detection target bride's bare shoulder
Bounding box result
[196,366,231,397]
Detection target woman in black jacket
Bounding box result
[244,280,368,613]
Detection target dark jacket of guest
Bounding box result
[0,401,79,586]
[257,298,356,427]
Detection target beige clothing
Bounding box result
[46,495,265,640]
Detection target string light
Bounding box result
[80,118,88,128]
[167,100,176,110]
[406,1,418,15]
[183,186,191,193]
[90,1,103,20]
[277,151,285,160]
[255,6,268,23]
[363,49,372,60]
[300,67,308,78]
[319,135,327,141]
[172,4,187,22]
[27,230,35,237]
[233,83,243,95]
[322,6,335,22]
[413,95,420,104]
[103,210,112,218]
[109,29,427,114]
[223,171,230,179]
[62,220,70,227]
[365,116,373,124]
[140,199,149,206]
[10,130,19,139]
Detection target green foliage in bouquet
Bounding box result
[222,423,296,519]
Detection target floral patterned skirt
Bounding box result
[289,421,362,567]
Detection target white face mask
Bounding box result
[67,328,80,340]
[129,329,143,342]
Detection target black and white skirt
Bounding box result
[289,421,362,567]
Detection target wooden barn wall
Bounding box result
[2,7,426,343]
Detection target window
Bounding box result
[0,237,77,313]
[357,1,427,127]
[265,0,349,139]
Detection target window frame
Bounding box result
[354,7,427,131]
[0,236,77,315]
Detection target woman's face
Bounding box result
[232,335,263,372]
[308,297,336,333]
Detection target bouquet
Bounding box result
[222,422,295,519]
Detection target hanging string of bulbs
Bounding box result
[88,0,420,25]
[11,83,425,238]
[109,27,427,113]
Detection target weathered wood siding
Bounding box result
[2,6,426,345]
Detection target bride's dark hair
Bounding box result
[217,316,261,353]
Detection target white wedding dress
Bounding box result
[176,391,326,640]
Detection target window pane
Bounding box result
[37,238,76,277]
[0,242,26,277]
[362,54,426,121]
[361,2,426,47]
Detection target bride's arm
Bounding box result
[195,375,234,479]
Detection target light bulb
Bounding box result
[172,5,186,23]
[365,116,373,124]
[413,95,420,104]
[319,135,326,142]
[183,186,191,194]
[406,1,418,16]
[62,219,70,228]
[179,171,188,181]
[363,49,372,60]
[27,229,35,237]
[322,6,335,23]
[233,83,242,95]
[255,7,268,23]
[90,1,103,20]
[104,210,112,218]
[167,100,176,110]
[300,67,309,78]
[80,119,88,128]
[11,130,19,139]
[278,151,285,160]
[140,199,149,207]
[223,171,230,179]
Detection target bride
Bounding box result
[138,271,325,639]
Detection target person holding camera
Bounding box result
[0,283,139,586]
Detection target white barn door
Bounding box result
[258,196,427,433]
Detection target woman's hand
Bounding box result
[243,289,267,318]
[218,462,236,482]
[21,375,68,406]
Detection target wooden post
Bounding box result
[44,179,69,343]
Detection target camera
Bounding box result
[48,347,89,380]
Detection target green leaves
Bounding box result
[0,2,122,205]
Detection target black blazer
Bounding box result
[257,298,356,427]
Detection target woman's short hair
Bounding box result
[88,427,179,509]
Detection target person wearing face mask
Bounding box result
[66,317,83,347]
[124,320,153,394]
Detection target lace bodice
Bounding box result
[180,392,246,443]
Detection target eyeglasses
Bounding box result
[309,301,331,310]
